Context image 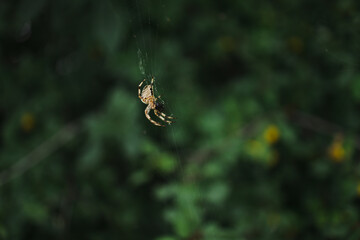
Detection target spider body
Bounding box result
[155,101,165,112]
[138,78,174,127]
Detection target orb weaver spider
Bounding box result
[138,78,174,127]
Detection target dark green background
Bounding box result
[1,0,360,239]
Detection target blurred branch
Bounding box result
[0,122,81,186]
[289,109,360,150]
[290,109,342,135]
[187,118,260,165]
[187,109,360,167]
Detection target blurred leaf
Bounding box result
[155,154,176,174]
[0,226,6,239]
[93,1,124,53]
[351,74,360,101]
[129,170,149,185]
[165,209,191,238]
[206,181,229,205]
[21,200,48,223]
[203,161,224,178]
[78,142,102,171]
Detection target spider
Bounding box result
[138,77,174,127]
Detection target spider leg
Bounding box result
[155,95,175,120]
[150,77,155,97]
[145,105,164,127]
[158,111,175,119]
[154,110,173,124]
[138,79,146,100]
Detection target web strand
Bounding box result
[133,0,207,238]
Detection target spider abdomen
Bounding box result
[155,101,165,112]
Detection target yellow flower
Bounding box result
[246,140,274,165]
[357,183,360,197]
[264,125,280,144]
[328,134,345,162]
[21,112,35,132]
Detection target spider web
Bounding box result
[132,1,248,240]
[132,1,216,239]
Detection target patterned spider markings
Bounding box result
[138,78,174,127]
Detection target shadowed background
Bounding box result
[1,0,360,239]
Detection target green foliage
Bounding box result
[1,0,360,239]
